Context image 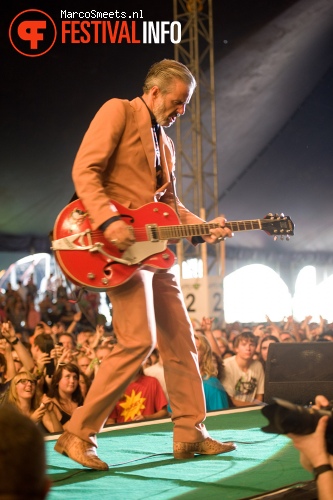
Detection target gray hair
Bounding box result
[143,59,196,95]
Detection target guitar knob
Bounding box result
[87,272,95,279]
[101,278,109,285]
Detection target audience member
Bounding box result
[0,405,51,499]
[7,371,62,433]
[31,332,57,378]
[226,328,240,352]
[215,336,229,357]
[26,274,38,300]
[38,293,56,324]
[26,296,41,333]
[76,325,95,347]
[212,352,225,382]
[0,338,16,382]
[79,371,92,400]
[222,348,235,359]
[106,367,168,424]
[143,347,160,369]
[198,317,222,358]
[257,334,280,370]
[279,331,296,343]
[223,331,265,407]
[47,362,84,428]
[0,350,12,405]
[143,349,168,400]
[11,295,26,331]
[76,353,92,374]
[16,279,28,302]
[301,315,325,341]
[57,332,76,351]
[1,320,35,373]
[194,332,229,411]
[317,330,333,342]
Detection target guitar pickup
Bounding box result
[146,224,160,242]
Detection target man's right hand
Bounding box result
[104,220,136,251]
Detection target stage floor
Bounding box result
[45,407,312,500]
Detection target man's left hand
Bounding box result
[202,216,233,244]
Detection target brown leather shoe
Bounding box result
[54,431,109,470]
[173,436,236,459]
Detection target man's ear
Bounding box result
[150,85,160,98]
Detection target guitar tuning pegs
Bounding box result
[280,236,284,240]
[274,236,278,241]
[280,213,285,218]
[286,235,290,241]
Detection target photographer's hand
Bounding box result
[289,416,333,500]
[288,416,332,471]
[314,395,330,410]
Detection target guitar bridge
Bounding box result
[146,224,160,242]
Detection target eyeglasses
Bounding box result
[16,379,37,386]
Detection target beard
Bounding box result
[153,100,176,128]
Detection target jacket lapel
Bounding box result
[131,97,171,194]
[131,97,156,177]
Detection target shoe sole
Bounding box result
[174,451,196,459]
[54,441,109,471]
[173,442,236,459]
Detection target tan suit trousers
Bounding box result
[65,269,208,446]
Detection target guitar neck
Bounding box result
[158,220,262,240]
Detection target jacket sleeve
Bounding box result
[72,99,127,229]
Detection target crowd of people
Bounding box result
[1,276,333,420]
[1,276,333,497]
[2,281,331,488]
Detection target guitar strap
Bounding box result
[49,192,78,242]
[69,192,78,203]
[139,96,164,190]
[170,172,181,219]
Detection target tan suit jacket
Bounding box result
[72,96,204,230]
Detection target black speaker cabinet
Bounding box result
[264,342,333,405]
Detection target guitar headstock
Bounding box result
[262,213,294,240]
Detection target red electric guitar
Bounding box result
[52,199,294,291]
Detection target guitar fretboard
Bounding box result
[158,220,262,240]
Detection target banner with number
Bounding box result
[180,276,224,328]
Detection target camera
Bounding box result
[43,336,55,377]
[261,397,333,454]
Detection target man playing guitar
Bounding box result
[54,59,235,469]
